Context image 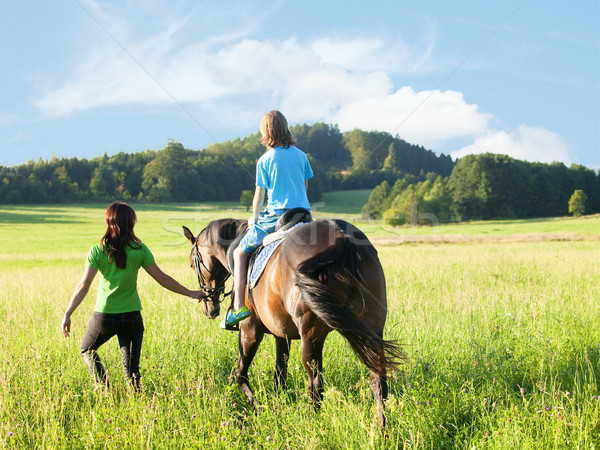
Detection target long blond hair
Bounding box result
[259,110,296,149]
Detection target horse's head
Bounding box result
[183,225,231,320]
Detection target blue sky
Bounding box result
[1,1,598,169]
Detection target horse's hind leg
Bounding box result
[274,336,291,391]
[300,335,325,408]
[369,371,388,429]
[234,321,265,405]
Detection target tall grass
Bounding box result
[0,204,598,448]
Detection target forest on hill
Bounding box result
[1,122,597,221]
[362,153,600,222]
[0,123,453,204]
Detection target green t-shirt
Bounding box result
[86,242,155,314]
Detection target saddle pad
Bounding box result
[248,238,285,289]
[248,222,306,289]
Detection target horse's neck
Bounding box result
[211,219,246,271]
[212,243,230,270]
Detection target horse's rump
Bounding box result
[293,220,404,377]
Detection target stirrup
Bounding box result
[220,303,240,331]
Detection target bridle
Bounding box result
[192,241,232,304]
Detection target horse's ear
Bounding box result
[182,226,195,245]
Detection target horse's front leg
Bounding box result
[234,319,265,405]
[274,336,291,391]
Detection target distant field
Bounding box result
[0,202,598,448]
[318,189,373,215]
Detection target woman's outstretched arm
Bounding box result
[61,266,98,338]
[144,263,206,300]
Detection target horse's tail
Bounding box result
[295,233,404,377]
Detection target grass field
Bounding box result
[0,201,599,448]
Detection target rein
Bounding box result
[192,241,232,304]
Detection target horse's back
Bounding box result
[282,218,376,257]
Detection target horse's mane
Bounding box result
[200,218,247,249]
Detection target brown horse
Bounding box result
[183,218,403,426]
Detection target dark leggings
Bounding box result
[80,311,144,390]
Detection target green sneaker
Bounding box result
[220,307,251,329]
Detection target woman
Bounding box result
[223,110,313,328]
[61,202,205,390]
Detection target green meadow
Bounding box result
[0,199,599,448]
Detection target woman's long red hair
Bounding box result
[101,202,141,269]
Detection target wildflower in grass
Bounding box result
[267,436,272,441]
[520,388,525,394]
[565,392,570,397]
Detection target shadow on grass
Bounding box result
[0,203,244,224]
[0,210,86,224]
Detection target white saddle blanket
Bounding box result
[248,223,305,289]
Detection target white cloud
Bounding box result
[332,87,494,148]
[309,34,435,75]
[32,3,573,166]
[451,125,573,165]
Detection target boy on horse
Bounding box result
[222,110,314,328]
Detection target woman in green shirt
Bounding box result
[61,202,205,390]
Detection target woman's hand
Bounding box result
[61,315,72,338]
[191,290,209,303]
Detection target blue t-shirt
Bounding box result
[256,145,313,211]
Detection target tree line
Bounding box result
[0,124,454,205]
[5,124,596,221]
[362,153,600,223]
